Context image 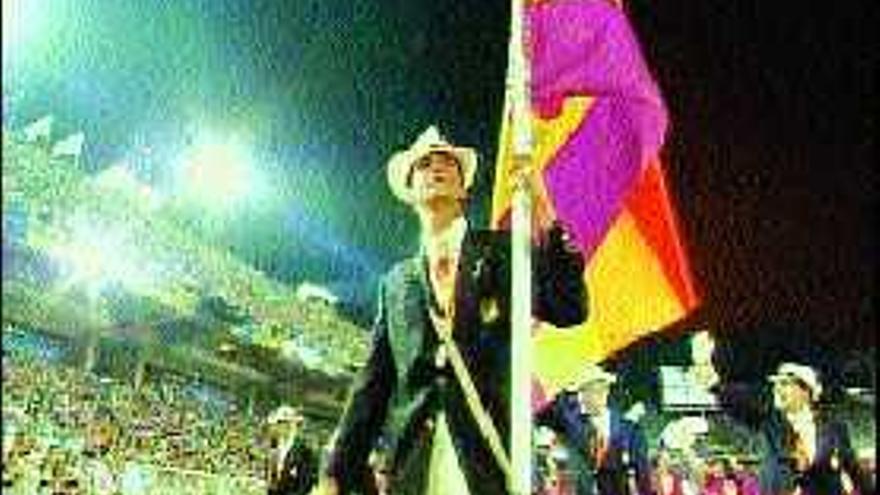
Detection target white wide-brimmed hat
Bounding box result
[769,362,823,401]
[386,125,478,203]
[268,405,304,425]
[569,363,617,391]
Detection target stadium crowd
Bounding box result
[2,348,272,494]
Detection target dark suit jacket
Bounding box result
[327,224,587,494]
[717,384,870,495]
[267,438,318,495]
[536,393,652,495]
[761,410,869,495]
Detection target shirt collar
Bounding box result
[421,217,468,261]
[787,407,817,460]
[594,410,611,435]
[580,407,611,435]
[277,432,298,454]
[787,407,815,432]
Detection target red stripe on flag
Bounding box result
[625,157,700,310]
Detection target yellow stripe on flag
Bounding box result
[491,97,595,227]
[534,208,686,394]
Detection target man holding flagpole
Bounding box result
[319,125,587,494]
[535,364,652,495]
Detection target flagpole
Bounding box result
[507,0,533,493]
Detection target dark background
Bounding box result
[2,0,875,380]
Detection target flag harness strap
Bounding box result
[428,290,514,490]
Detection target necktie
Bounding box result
[429,254,455,369]
[587,425,608,469]
[271,447,284,484]
[431,254,455,314]
[594,430,609,468]
[793,434,810,472]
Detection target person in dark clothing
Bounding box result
[266,405,318,495]
[536,363,652,495]
[714,362,870,495]
[319,125,588,494]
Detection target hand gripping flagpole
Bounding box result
[507,0,533,493]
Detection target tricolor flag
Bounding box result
[51,132,85,158]
[492,0,699,397]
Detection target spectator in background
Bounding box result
[534,425,559,494]
[656,415,710,491]
[266,405,317,495]
[119,454,151,495]
[368,446,392,495]
[536,364,652,495]
[699,456,759,495]
[652,446,698,495]
[712,361,869,495]
[855,447,876,495]
[83,416,119,494]
[2,429,40,494]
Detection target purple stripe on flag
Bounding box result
[528,0,666,125]
[542,98,637,257]
[527,0,668,257]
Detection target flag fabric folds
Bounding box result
[492,0,699,399]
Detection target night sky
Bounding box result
[626,1,875,352]
[3,0,875,365]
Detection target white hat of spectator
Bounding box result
[386,125,478,203]
[660,416,708,451]
[550,444,570,462]
[569,363,617,391]
[268,405,304,425]
[769,362,823,401]
[535,426,557,448]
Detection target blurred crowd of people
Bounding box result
[3,322,875,495]
[2,351,271,494]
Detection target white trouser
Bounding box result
[426,412,471,495]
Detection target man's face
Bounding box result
[772,377,811,413]
[410,151,466,203]
[286,418,303,437]
[270,417,302,440]
[373,465,391,493]
[578,382,610,416]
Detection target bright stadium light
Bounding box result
[2,0,39,50]
[174,131,256,211]
[2,0,58,63]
